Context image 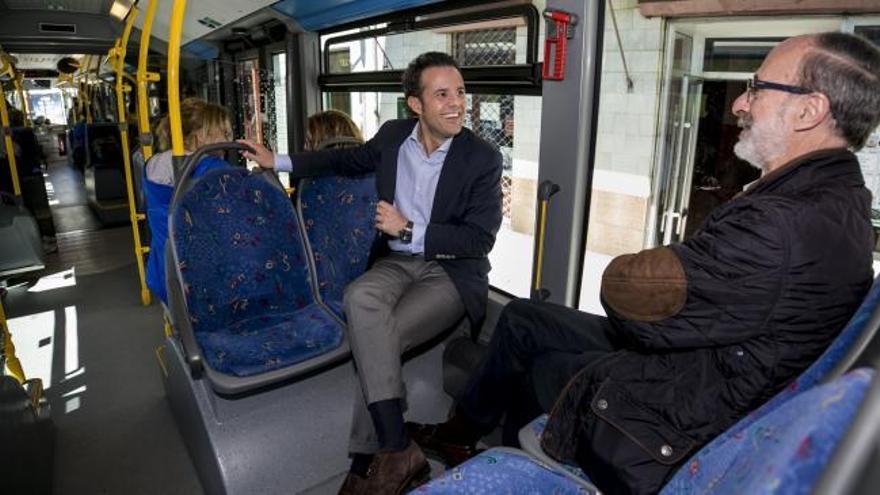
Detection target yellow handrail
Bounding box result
[0,55,22,198]
[114,7,151,306]
[137,0,160,162]
[168,0,187,160]
[1,297,26,384]
[0,92,21,198]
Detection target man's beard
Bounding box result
[733,109,789,172]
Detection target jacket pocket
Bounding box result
[573,379,699,494]
[589,378,696,465]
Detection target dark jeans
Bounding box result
[458,298,620,445]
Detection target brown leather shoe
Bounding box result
[337,471,369,495]
[356,441,430,495]
[407,422,482,467]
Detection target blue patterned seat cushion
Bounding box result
[665,368,872,494]
[414,447,595,495]
[660,275,880,493]
[520,414,592,483]
[172,168,343,377]
[297,174,377,319]
[198,303,343,376]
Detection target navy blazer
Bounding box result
[291,118,503,325]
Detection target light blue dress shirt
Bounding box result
[273,122,452,255]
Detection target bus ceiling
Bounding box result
[0,0,505,66]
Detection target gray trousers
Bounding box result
[343,253,464,454]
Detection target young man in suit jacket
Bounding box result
[241,51,503,494]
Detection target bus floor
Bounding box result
[44,155,102,234]
[4,226,204,494]
[4,154,204,493]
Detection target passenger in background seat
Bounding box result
[408,32,880,494]
[304,109,364,151]
[241,52,503,495]
[144,98,234,304]
[5,98,24,127]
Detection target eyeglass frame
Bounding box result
[745,76,813,102]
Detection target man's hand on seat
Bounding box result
[237,139,275,168]
[375,201,408,237]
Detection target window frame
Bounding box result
[317,2,542,96]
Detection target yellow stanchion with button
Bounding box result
[111,7,151,306]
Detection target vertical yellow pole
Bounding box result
[0,70,22,198]
[0,298,26,384]
[114,7,150,306]
[168,0,188,161]
[532,199,550,291]
[137,0,160,162]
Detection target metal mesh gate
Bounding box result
[453,28,517,219]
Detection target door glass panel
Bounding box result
[853,26,880,256]
[703,39,782,72]
[655,33,693,246]
[235,59,262,151]
[683,80,759,238]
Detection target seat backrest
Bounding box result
[10,127,43,175]
[664,368,873,494]
[660,275,880,493]
[85,124,123,169]
[296,174,377,319]
[171,167,314,337]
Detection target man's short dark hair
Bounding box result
[799,32,880,150]
[401,51,461,99]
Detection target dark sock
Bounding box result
[368,398,408,451]
[437,408,484,445]
[349,453,374,477]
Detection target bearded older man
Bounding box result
[408,31,880,494]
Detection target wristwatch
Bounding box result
[399,221,414,244]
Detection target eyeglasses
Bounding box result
[745,76,813,102]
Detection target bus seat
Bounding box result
[475,369,873,495]
[414,447,598,494]
[68,123,87,172]
[85,124,126,201]
[659,273,880,492]
[10,127,44,175]
[168,167,348,394]
[6,128,57,240]
[0,196,45,278]
[82,123,130,224]
[296,174,377,319]
[518,274,880,488]
[664,367,874,494]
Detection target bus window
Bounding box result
[270,52,288,155]
[320,5,542,297]
[235,58,262,150]
[269,52,289,185]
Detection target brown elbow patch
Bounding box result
[601,246,687,322]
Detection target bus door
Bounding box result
[655,32,703,246]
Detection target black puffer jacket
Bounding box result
[541,149,874,494]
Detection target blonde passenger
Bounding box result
[304,109,363,151]
[144,98,234,304]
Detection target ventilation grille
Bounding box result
[39,23,76,34]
